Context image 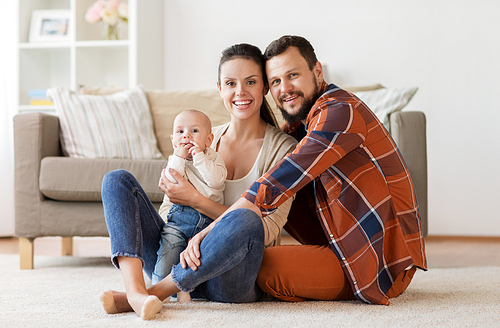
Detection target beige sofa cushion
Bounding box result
[39,157,167,202]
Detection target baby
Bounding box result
[154,109,227,303]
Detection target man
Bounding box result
[240,35,427,305]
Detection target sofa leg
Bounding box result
[19,237,34,270]
[61,237,73,256]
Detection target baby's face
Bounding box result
[171,111,212,151]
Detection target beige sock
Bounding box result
[177,291,191,303]
[99,290,118,314]
[141,295,163,320]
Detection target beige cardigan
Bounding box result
[212,123,298,247]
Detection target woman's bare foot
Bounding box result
[140,295,163,320]
[100,290,162,319]
[99,290,118,314]
[125,292,163,320]
[99,290,133,314]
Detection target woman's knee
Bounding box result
[101,169,135,196]
[222,208,264,243]
[102,169,131,187]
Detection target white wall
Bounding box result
[0,2,17,236]
[163,0,500,236]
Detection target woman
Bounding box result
[99,43,297,320]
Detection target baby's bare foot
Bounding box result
[177,291,191,303]
[141,295,163,320]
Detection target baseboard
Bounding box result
[425,235,500,242]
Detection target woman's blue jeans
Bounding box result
[101,169,265,303]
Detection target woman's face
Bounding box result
[217,58,267,121]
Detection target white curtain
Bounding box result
[0,1,17,236]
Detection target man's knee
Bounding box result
[257,247,307,302]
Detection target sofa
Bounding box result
[14,85,427,269]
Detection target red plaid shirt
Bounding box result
[244,82,427,305]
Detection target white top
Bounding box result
[210,123,298,247]
[223,145,263,206]
[158,147,227,221]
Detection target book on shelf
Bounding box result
[30,99,54,106]
[28,89,48,99]
[28,89,53,106]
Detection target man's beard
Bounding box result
[278,77,321,125]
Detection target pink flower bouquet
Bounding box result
[85,0,128,39]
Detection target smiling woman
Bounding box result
[0,1,17,236]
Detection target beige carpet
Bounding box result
[1,254,499,327]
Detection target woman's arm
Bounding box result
[159,168,228,219]
[261,195,294,247]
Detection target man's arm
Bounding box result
[244,101,367,216]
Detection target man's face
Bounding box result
[266,46,323,124]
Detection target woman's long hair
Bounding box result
[218,43,278,127]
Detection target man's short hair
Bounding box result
[264,35,318,70]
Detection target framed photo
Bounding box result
[29,10,71,42]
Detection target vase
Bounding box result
[104,24,119,40]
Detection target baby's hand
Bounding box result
[188,141,202,157]
[173,143,192,159]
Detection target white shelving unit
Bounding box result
[16,0,163,112]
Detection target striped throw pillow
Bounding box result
[47,86,163,159]
[354,87,418,127]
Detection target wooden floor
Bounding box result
[1,235,500,268]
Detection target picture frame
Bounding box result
[29,10,71,42]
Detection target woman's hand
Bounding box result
[159,168,200,206]
[179,225,212,271]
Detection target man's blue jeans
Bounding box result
[102,169,264,302]
[152,205,213,285]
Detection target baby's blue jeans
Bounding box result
[152,205,213,285]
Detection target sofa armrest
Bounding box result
[14,113,62,238]
[389,111,428,236]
